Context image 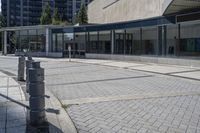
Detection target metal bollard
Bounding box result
[28,62,46,126]
[26,57,33,93]
[18,56,25,81]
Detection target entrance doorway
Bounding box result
[63,41,85,58]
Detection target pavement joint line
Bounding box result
[46,75,153,87]
[73,59,200,69]
[165,69,200,75]
[61,91,200,105]
[127,68,200,81]
[45,68,110,77]
[0,85,22,89]
[72,60,200,81]
[45,64,90,70]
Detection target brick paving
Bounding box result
[1,56,200,133]
[68,96,200,133]
[40,59,200,133]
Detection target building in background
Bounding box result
[1,0,200,65]
[2,0,43,26]
[88,0,200,24]
[66,0,92,23]
[1,0,92,27]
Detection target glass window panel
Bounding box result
[180,22,200,56]
[142,27,158,55]
[115,30,125,54]
[126,28,141,55]
[99,31,111,54]
[166,24,178,56]
[88,32,98,53]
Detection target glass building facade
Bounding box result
[16,28,45,52]
[1,13,200,58]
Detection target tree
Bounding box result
[0,14,6,28]
[40,4,52,25]
[52,8,71,26]
[0,14,6,52]
[52,8,61,25]
[9,32,16,53]
[76,4,88,25]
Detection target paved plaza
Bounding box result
[0,56,200,133]
[0,71,26,133]
[42,58,200,133]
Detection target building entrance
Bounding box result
[63,41,85,58]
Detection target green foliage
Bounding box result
[10,32,16,45]
[52,8,71,26]
[0,14,5,51]
[60,20,71,26]
[40,4,52,25]
[76,4,88,25]
[0,14,6,27]
[52,8,61,25]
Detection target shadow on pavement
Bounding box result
[46,108,60,115]
[0,93,30,109]
[26,122,64,133]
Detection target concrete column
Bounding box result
[1,32,3,54]
[140,28,142,54]
[157,26,162,55]
[45,28,51,57]
[177,24,181,56]
[4,31,7,55]
[162,25,167,56]
[111,30,115,54]
[124,30,126,55]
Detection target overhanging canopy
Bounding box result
[163,0,200,15]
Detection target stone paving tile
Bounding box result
[42,61,200,101]
[3,57,200,133]
[172,71,200,80]
[128,64,197,74]
[67,95,200,133]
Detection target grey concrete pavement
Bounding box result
[1,56,200,133]
[0,56,77,133]
[40,58,200,133]
[0,72,26,133]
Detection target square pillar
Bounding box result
[157,26,162,55]
[111,30,115,54]
[45,28,51,57]
[140,28,142,54]
[176,24,181,56]
[162,26,167,56]
[4,31,7,55]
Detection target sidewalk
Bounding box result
[0,72,27,133]
[0,70,77,133]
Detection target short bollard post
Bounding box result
[18,56,25,81]
[28,62,46,126]
[26,57,33,93]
